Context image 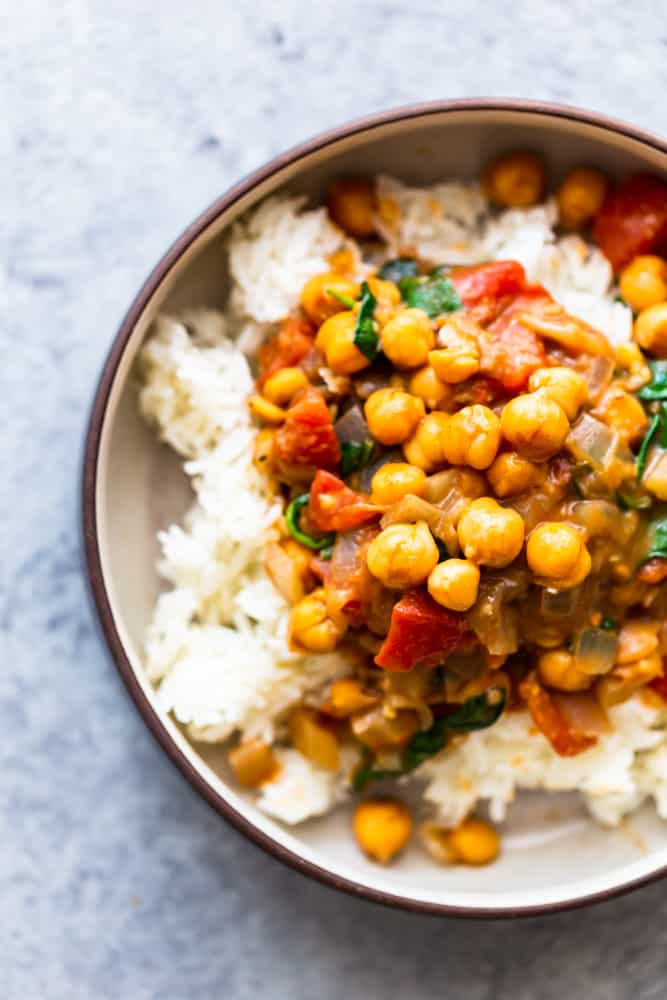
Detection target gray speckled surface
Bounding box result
[4,2,667,997]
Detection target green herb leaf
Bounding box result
[351,750,395,791]
[353,281,379,361]
[646,517,667,561]
[661,402,667,448]
[378,258,418,283]
[285,495,336,551]
[636,413,661,480]
[398,273,463,318]
[325,287,356,309]
[639,361,667,401]
[616,490,652,511]
[402,688,506,772]
[600,616,618,632]
[340,439,374,477]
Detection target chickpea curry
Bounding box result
[231,152,667,868]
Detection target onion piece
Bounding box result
[334,403,369,445]
[424,470,459,504]
[551,691,611,736]
[381,494,450,542]
[540,586,581,618]
[573,627,618,676]
[566,413,619,469]
[568,500,621,537]
[643,449,667,501]
[582,355,614,404]
[358,447,403,493]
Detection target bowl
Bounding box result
[83,99,667,917]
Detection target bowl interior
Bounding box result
[91,106,667,914]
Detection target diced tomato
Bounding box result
[650,667,667,702]
[519,672,596,757]
[375,589,470,672]
[638,558,667,585]
[257,314,315,385]
[593,173,667,271]
[274,388,340,472]
[450,260,526,308]
[306,470,380,534]
[479,288,548,391]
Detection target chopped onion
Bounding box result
[582,356,614,404]
[541,586,581,618]
[551,692,610,736]
[468,570,530,656]
[381,494,452,545]
[566,414,618,469]
[643,449,667,501]
[334,403,369,445]
[568,500,621,537]
[424,470,459,504]
[573,627,618,676]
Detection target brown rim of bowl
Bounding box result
[82,98,667,919]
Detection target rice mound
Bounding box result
[138,179,667,828]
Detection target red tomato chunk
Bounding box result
[375,589,470,672]
[274,388,340,471]
[479,289,548,391]
[593,173,667,271]
[307,471,380,533]
[257,315,315,385]
[450,260,526,308]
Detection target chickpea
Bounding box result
[429,318,481,383]
[228,738,279,788]
[441,404,501,470]
[443,818,500,866]
[366,521,439,589]
[247,394,285,425]
[327,177,376,237]
[402,412,450,472]
[595,386,648,444]
[253,428,275,471]
[615,621,660,665]
[500,389,570,461]
[484,151,544,208]
[619,255,667,313]
[633,302,667,357]
[300,273,360,327]
[556,166,608,230]
[427,559,480,612]
[528,367,588,421]
[553,545,592,591]
[366,275,402,326]
[371,462,427,505]
[408,365,450,409]
[457,497,525,568]
[353,799,412,864]
[538,648,592,692]
[526,521,584,581]
[290,589,346,652]
[364,388,425,445]
[597,651,663,707]
[351,707,419,752]
[289,708,340,771]
[263,366,309,406]
[321,678,378,719]
[316,311,371,374]
[487,451,540,498]
[380,308,435,369]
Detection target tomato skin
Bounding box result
[274,388,340,471]
[479,288,548,391]
[650,668,667,702]
[307,470,380,533]
[450,260,526,307]
[593,173,667,271]
[375,589,470,672]
[519,672,596,757]
[257,315,315,385]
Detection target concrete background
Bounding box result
[4,2,667,996]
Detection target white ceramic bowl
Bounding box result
[83,100,667,916]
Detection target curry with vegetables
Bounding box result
[231,152,667,868]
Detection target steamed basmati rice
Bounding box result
[138,179,667,828]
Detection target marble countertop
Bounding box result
[4,2,667,996]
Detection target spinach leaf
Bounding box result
[402,717,449,772]
[285,495,335,551]
[636,413,661,480]
[639,361,667,402]
[378,258,418,283]
[398,273,462,318]
[353,281,380,360]
[616,490,652,511]
[340,439,374,477]
[646,518,667,561]
[351,750,395,791]
[402,688,506,772]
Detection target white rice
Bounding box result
[138,180,667,828]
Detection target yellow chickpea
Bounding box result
[595,386,649,444]
[634,302,667,357]
[289,708,340,771]
[528,367,588,421]
[444,818,500,866]
[371,463,427,505]
[321,679,378,719]
[619,255,667,313]
[247,395,285,425]
[366,276,402,307]
[366,521,439,589]
[316,311,371,374]
[353,799,412,864]
[327,177,376,237]
[487,451,540,498]
[364,388,425,445]
[262,366,309,406]
[408,365,450,409]
[554,546,592,590]
[427,559,480,612]
[556,166,608,230]
[429,318,481,383]
[300,273,360,326]
[484,151,544,208]
[381,308,435,369]
[228,738,279,788]
[526,522,584,580]
[290,589,346,652]
[500,389,570,461]
[441,404,501,470]
[402,412,450,472]
[597,651,663,707]
[537,648,592,692]
[457,497,525,568]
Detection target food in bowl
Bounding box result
[138,153,667,869]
